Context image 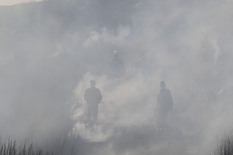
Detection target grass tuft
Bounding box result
[214,134,233,155]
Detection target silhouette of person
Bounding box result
[157,81,173,130]
[134,53,149,75]
[110,51,125,78]
[84,80,102,124]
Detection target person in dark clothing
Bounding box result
[134,53,149,75]
[110,51,125,78]
[157,81,173,130]
[84,80,102,124]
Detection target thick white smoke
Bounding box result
[1,0,233,154]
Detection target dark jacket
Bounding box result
[84,87,102,105]
[157,88,173,111]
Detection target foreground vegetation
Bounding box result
[0,135,83,155]
[0,141,51,155]
[214,134,233,155]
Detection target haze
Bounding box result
[0,0,233,155]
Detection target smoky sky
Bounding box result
[1,0,233,154]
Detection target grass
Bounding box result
[214,134,233,155]
[0,140,51,155]
[0,136,83,155]
[0,133,83,155]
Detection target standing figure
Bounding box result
[110,51,125,78]
[157,81,173,130]
[134,54,149,75]
[84,80,102,124]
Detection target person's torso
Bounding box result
[158,89,172,108]
[85,88,101,104]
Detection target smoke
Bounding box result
[0,0,233,154]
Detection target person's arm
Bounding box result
[157,94,161,108]
[168,90,173,109]
[84,90,88,101]
[98,89,102,103]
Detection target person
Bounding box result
[157,81,173,130]
[134,53,149,75]
[110,51,125,78]
[84,80,102,124]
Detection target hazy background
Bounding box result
[0,0,42,6]
[1,0,233,154]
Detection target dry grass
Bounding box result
[0,135,83,155]
[0,140,51,155]
[214,135,233,155]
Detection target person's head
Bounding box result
[90,80,96,87]
[160,81,166,88]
